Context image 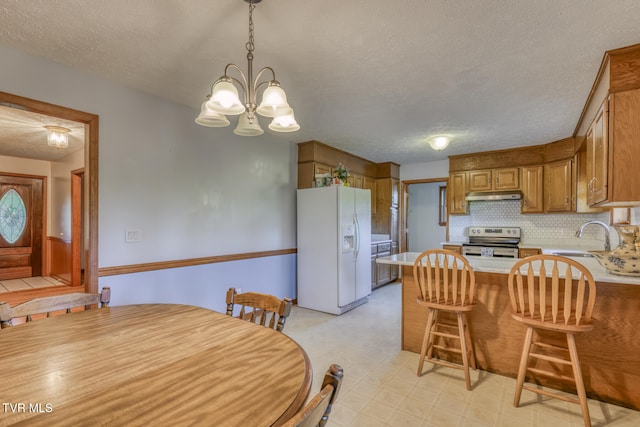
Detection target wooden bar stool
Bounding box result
[507,255,597,427]
[413,249,477,390]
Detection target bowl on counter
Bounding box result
[589,250,640,276]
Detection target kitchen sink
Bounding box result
[550,250,594,258]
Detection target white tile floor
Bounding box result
[284,282,640,427]
[0,276,66,293]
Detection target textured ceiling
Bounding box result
[0,105,84,161]
[1,0,640,165]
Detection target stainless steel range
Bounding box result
[462,227,521,258]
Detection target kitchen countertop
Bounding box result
[376,251,640,285]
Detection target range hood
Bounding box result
[465,191,522,201]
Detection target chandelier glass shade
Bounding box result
[196,0,299,136]
[45,125,70,149]
[268,110,300,132]
[195,97,231,127]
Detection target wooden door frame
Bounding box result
[71,169,83,287]
[0,92,99,294]
[400,178,448,253]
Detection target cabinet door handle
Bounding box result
[495,177,499,185]
[523,199,528,207]
[565,196,569,205]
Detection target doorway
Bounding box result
[0,174,44,280]
[401,178,448,253]
[0,91,99,299]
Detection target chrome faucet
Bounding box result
[575,220,611,251]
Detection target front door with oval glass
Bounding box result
[0,175,43,280]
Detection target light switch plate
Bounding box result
[125,228,141,243]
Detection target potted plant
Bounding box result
[333,163,350,186]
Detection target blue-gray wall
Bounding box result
[1,45,298,312]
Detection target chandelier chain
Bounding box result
[246,3,255,54]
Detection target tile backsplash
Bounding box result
[448,200,615,247]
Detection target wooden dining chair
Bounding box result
[508,255,597,427]
[0,287,111,329]
[413,249,477,390]
[282,364,343,427]
[225,288,293,332]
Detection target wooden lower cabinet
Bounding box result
[442,244,462,254]
[371,241,393,289]
[518,247,541,258]
[370,251,377,289]
[400,266,640,410]
[390,242,399,281]
[376,262,391,288]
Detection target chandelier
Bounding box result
[45,125,70,149]
[195,0,299,136]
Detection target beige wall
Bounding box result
[0,151,83,240]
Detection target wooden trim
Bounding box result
[573,43,640,139]
[98,248,297,277]
[573,50,611,139]
[400,178,448,253]
[0,92,99,295]
[47,236,71,284]
[297,140,377,177]
[71,170,82,287]
[449,144,547,171]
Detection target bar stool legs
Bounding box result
[513,327,592,427]
[417,309,476,391]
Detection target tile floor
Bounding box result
[0,276,66,293]
[284,282,640,427]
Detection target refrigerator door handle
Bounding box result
[354,213,360,261]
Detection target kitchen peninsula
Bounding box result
[377,252,640,410]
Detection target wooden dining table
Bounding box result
[0,304,312,426]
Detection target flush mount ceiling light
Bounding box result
[427,135,450,151]
[195,0,299,136]
[45,125,70,149]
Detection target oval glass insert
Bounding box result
[0,189,27,244]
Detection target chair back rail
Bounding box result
[226,288,293,332]
[508,255,596,330]
[282,364,343,427]
[413,249,475,309]
[0,287,110,328]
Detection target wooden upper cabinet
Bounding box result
[373,177,399,238]
[544,159,573,212]
[520,166,544,214]
[586,88,640,206]
[468,168,519,192]
[348,173,364,189]
[391,178,399,207]
[468,170,492,192]
[362,176,377,215]
[586,99,609,206]
[494,168,520,190]
[448,172,468,215]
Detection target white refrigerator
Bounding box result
[297,186,371,315]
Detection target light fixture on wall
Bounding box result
[195,0,299,136]
[45,125,70,149]
[427,135,450,151]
